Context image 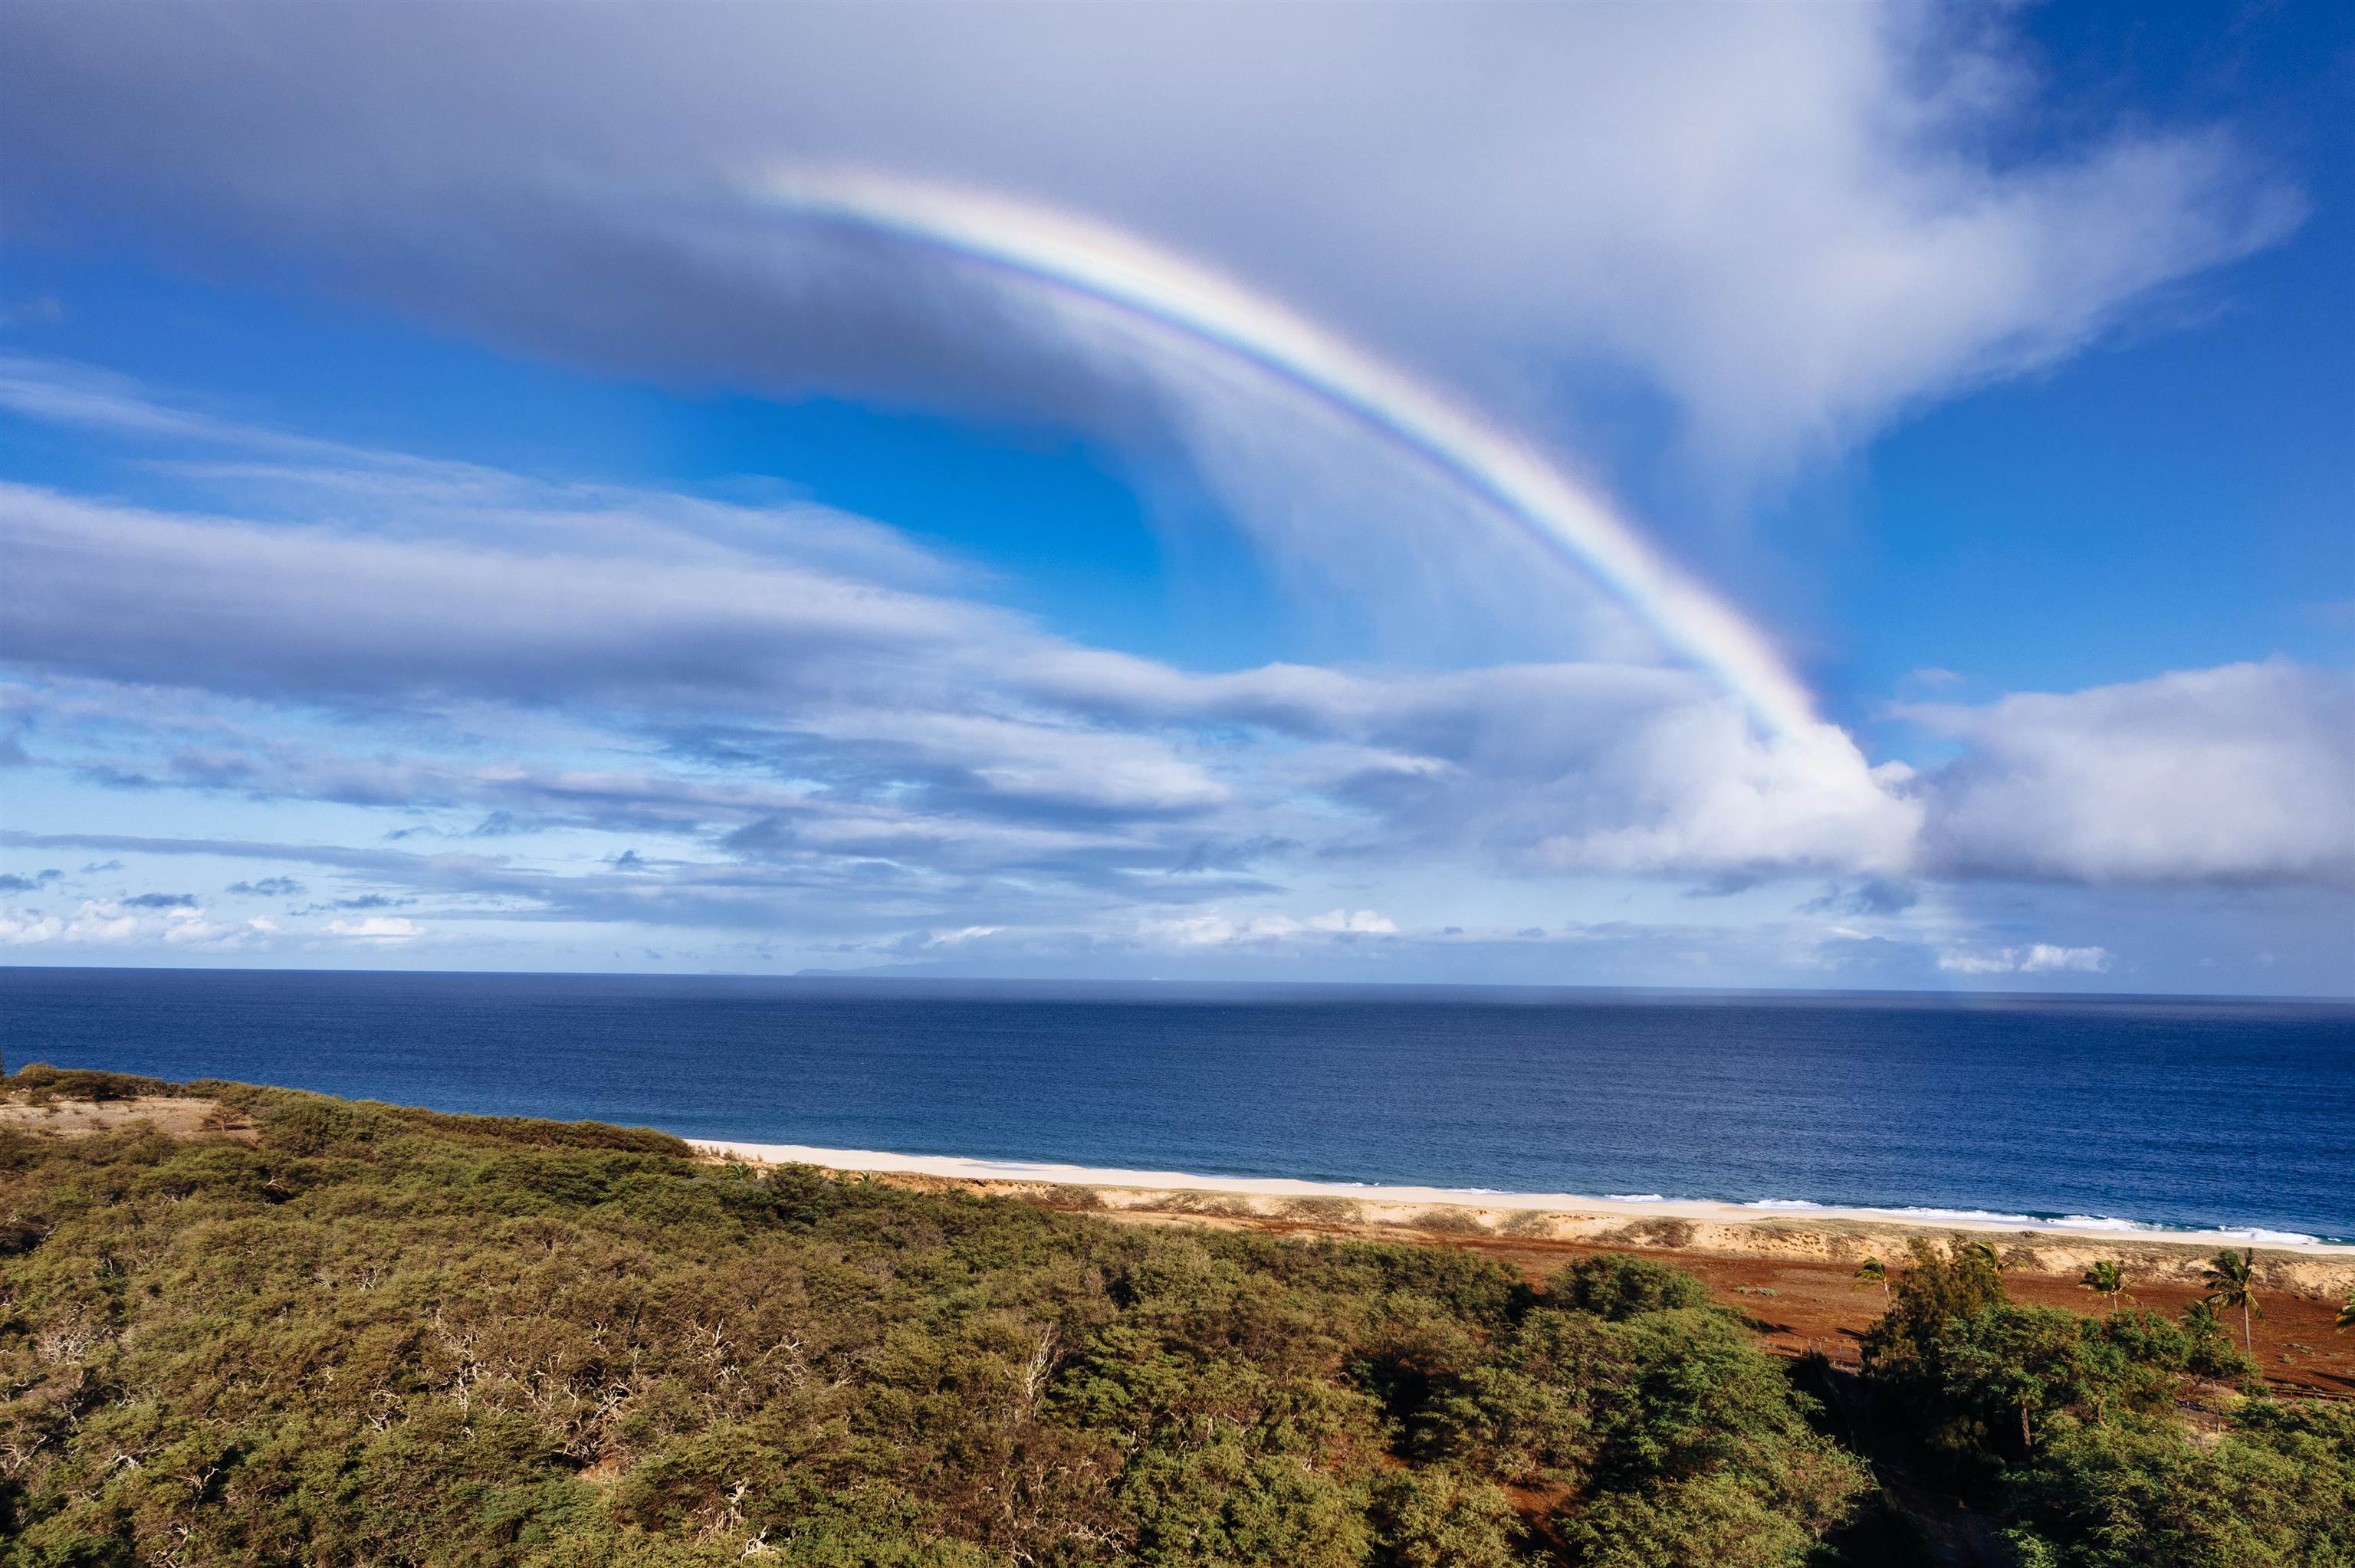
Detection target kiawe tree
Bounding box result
[2200,1248,2261,1356]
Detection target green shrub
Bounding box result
[1367,1466,1534,1568]
[2002,1401,2355,1566]
[1564,1471,1830,1568]
[5,1062,178,1103]
[1545,1253,1714,1320]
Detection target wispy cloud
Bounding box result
[0,364,1920,887]
[0,5,2298,495]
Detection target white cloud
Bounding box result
[1905,662,2355,887]
[1938,943,2112,976]
[0,910,61,944]
[0,898,257,949]
[1138,907,1398,949]
[1026,656,1924,878]
[326,916,422,940]
[1306,910,1398,935]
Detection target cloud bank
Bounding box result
[2,359,2345,989]
[1905,663,2355,888]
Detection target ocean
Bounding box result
[5,967,2350,1242]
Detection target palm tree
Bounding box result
[1851,1257,1889,1298]
[2202,1248,2262,1355]
[2337,1291,2353,1333]
[1965,1239,2004,1273]
[2078,1259,2129,1316]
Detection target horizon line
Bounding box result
[4,960,2347,1006]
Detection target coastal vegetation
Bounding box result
[2,1068,2349,1567]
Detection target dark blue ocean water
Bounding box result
[5,968,2350,1241]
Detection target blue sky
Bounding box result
[1,2,2348,993]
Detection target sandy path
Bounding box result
[0,1094,255,1140]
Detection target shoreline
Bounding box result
[689,1138,2355,1258]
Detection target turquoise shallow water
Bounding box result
[5,967,2350,1241]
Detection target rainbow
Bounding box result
[757,169,1822,741]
